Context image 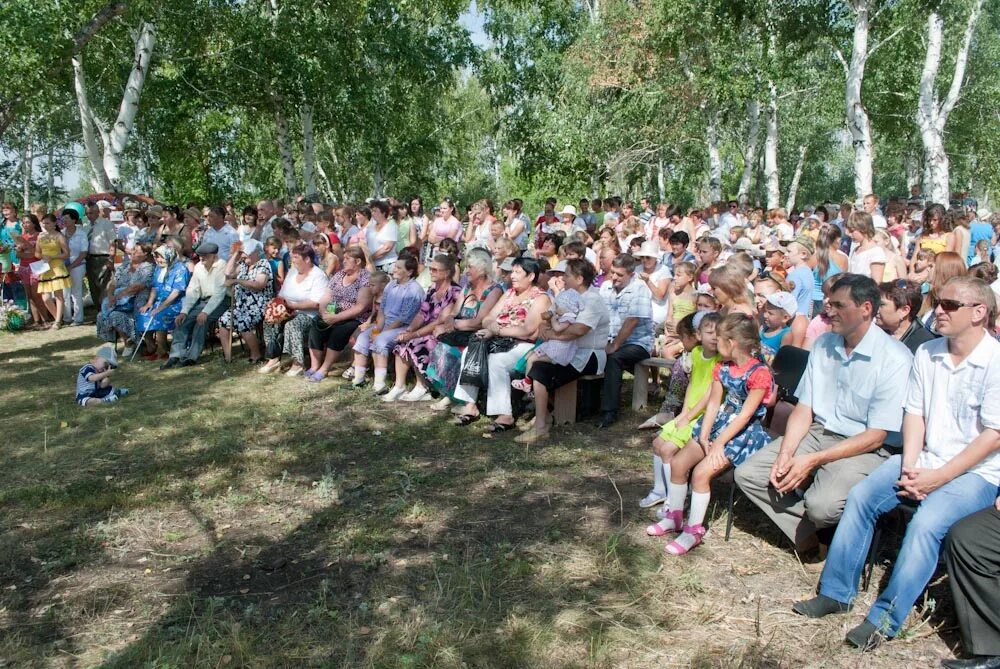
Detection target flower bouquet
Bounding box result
[0,299,26,331]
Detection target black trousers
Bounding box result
[600,343,649,413]
[945,506,1000,656]
[308,318,361,353]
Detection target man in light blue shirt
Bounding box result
[736,274,913,551]
[597,253,653,428]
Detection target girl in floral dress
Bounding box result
[650,313,773,556]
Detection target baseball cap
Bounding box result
[766,291,798,317]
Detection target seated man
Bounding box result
[596,253,653,428]
[944,500,1000,669]
[793,277,1000,651]
[161,242,230,369]
[735,274,912,553]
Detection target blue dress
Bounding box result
[690,360,772,466]
[136,262,190,332]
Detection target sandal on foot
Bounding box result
[482,421,516,437]
[665,524,706,555]
[510,378,532,393]
[453,413,481,426]
[646,510,683,536]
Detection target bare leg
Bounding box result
[392,354,410,390]
[532,380,551,431]
[669,440,707,485]
[243,332,262,360]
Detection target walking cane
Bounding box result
[130,308,156,363]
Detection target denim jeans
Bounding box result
[819,454,998,636]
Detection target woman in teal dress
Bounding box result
[136,245,190,360]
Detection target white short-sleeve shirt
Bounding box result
[904,334,1000,485]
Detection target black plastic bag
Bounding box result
[460,339,489,388]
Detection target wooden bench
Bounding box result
[631,357,674,411]
[553,374,604,425]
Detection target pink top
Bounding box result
[431,216,463,241]
[805,315,831,343]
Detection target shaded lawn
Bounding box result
[0,326,962,668]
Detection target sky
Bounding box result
[55,2,488,198]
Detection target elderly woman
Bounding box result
[96,243,154,356]
[260,243,328,376]
[350,254,424,392]
[381,253,462,402]
[517,259,611,443]
[136,245,191,361]
[427,248,504,409]
[218,239,272,363]
[451,256,551,435]
[306,247,372,381]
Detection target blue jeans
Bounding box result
[819,454,998,635]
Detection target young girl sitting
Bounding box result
[651,313,773,555]
[640,312,721,506]
[639,311,702,430]
[511,289,582,393]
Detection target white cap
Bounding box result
[560,205,577,217]
[977,208,992,221]
[766,291,798,317]
[300,221,317,233]
[633,240,661,259]
[96,199,112,209]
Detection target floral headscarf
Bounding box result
[154,244,177,266]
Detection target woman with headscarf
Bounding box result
[96,243,154,357]
[137,244,191,361]
[217,238,273,363]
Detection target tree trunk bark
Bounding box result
[904,152,921,191]
[301,105,317,197]
[706,109,722,203]
[22,133,32,210]
[46,146,55,209]
[314,159,334,200]
[103,22,156,188]
[916,0,983,205]
[72,55,112,191]
[275,110,297,197]
[738,100,760,206]
[764,80,780,209]
[373,158,384,198]
[785,145,808,212]
[845,0,874,200]
[657,159,666,202]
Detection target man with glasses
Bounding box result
[793,277,1000,652]
[735,274,913,558]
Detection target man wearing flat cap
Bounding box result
[161,242,230,369]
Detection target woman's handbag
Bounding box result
[437,329,473,347]
[264,297,295,325]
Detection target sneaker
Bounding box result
[401,387,431,402]
[122,346,135,358]
[114,387,130,398]
[382,386,407,402]
[342,367,355,379]
[639,491,667,508]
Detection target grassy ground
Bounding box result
[0,325,963,668]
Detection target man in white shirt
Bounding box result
[863,193,887,229]
[793,276,1000,651]
[201,207,239,260]
[161,243,231,369]
[62,210,89,325]
[85,203,116,308]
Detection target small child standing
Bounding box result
[640,312,721,510]
[663,262,697,346]
[758,291,796,362]
[77,345,129,407]
[652,313,773,555]
[512,289,582,393]
[783,235,815,318]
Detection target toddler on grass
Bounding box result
[76,345,129,407]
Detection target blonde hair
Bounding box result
[717,312,762,358]
[727,252,755,279]
[709,264,753,305]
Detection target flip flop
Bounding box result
[482,421,516,437]
[453,413,481,426]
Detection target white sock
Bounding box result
[688,491,711,528]
[353,365,367,384]
[661,461,672,496]
[373,367,387,388]
[652,455,665,496]
[666,480,687,514]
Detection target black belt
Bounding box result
[90,253,110,257]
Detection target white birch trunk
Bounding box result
[275,110,297,196]
[103,22,156,187]
[706,109,722,203]
[916,0,983,205]
[301,105,317,197]
[845,0,874,200]
[738,100,760,205]
[785,145,808,212]
[657,160,666,202]
[324,137,348,202]
[373,158,384,198]
[905,152,921,191]
[315,159,334,200]
[764,80,780,209]
[46,146,55,208]
[22,133,32,210]
[72,55,112,191]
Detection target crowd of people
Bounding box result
[4,190,1000,665]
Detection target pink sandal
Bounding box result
[511,378,532,393]
[646,510,683,537]
[665,524,706,555]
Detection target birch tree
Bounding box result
[916,0,984,205]
[72,21,157,191]
[738,100,760,205]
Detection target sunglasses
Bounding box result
[937,299,981,312]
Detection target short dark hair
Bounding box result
[512,256,542,284]
[562,240,586,257]
[565,257,596,285]
[832,273,881,313]
[879,280,921,318]
[668,230,690,246]
[611,253,638,273]
[291,242,316,265]
[398,254,419,278]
